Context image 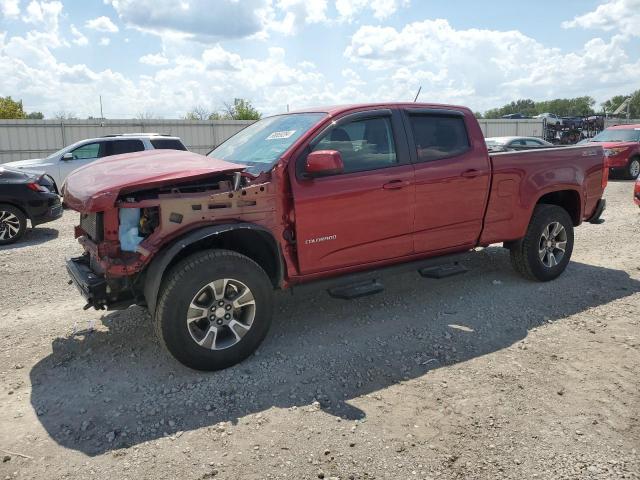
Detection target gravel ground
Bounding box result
[0,180,638,480]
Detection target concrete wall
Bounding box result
[0,119,253,163]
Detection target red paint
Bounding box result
[64,150,245,212]
[634,178,640,207]
[63,103,607,289]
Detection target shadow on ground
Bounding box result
[30,248,640,455]
[0,227,59,250]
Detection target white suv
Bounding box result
[4,133,187,193]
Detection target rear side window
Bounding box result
[151,139,187,151]
[409,115,470,162]
[312,116,397,174]
[106,140,145,156]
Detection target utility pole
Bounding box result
[99,95,104,119]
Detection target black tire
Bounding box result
[0,204,27,245]
[155,249,273,371]
[509,204,574,281]
[626,156,640,180]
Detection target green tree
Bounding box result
[184,105,211,120]
[0,96,26,119]
[26,111,44,119]
[221,98,261,120]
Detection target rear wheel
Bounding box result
[155,249,273,371]
[626,157,640,180]
[509,204,574,281]
[0,204,27,245]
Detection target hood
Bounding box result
[0,165,44,184]
[63,149,246,212]
[3,158,50,169]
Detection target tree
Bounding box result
[26,111,44,119]
[219,98,261,120]
[0,96,26,119]
[483,96,596,118]
[184,105,211,120]
[53,111,77,120]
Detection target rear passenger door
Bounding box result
[104,139,145,157]
[403,109,491,253]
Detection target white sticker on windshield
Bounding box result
[266,130,296,140]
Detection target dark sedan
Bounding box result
[0,166,62,244]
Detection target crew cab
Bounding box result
[584,124,640,179]
[63,103,608,371]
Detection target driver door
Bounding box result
[291,109,415,275]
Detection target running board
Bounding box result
[328,279,385,299]
[418,262,468,279]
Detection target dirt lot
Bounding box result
[0,180,638,480]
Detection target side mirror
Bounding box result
[305,150,344,177]
[62,152,74,161]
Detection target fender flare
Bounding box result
[142,223,283,314]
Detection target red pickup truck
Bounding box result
[64,103,608,370]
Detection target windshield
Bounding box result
[590,128,640,143]
[208,112,327,174]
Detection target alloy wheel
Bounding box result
[538,221,567,268]
[186,278,256,350]
[0,210,21,241]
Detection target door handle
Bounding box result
[461,169,481,178]
[383,180,411,190]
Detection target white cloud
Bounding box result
[70,25,88,46]
[0,0,20,18]
[562,0,640,37]
[345,19,640,111]
[336,0,409,21]
[139,52,169,66]
[85,16,119,33]
[98,37,111,46]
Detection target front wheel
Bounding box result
[626,157,640,180]
[509,204,574,281]
[155,249,273,371]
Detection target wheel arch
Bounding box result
[0,201,29,220]
[143,223,284,314]
[535,189,582,226]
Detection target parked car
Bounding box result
[63,102,607,371]
[0,166,62,245]
[583,124,640,179]
[501,113,529,119]
[4,134,187,193]
[535,113,563,127]
[561,117,584,129]
[485,136,553,152]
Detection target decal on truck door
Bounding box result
[304,234,337,245]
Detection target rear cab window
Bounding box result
[406,113,470,162]
[150,139,187,151]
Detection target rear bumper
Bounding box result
[29,194,63,226]
[587,199,606,224]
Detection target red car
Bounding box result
[63,103,607,370]
[634,178,640,206]
[587,124,640,179]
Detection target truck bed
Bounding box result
[480,145,606,245]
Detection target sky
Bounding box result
[0,0,639,118]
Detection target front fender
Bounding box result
[142,223,282,315]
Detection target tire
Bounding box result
[0,204,27,245]
[626,156,640,180]
[509,204,574,282]
[155,249,273,371]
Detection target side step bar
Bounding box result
[292,252,469,300]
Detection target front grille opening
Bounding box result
[79,212,104,242]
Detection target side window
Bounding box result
[71,142,101,160]
[409,115,470,162]
[150,139,187,151]
[524,139,543,146]
[105,140,145,156]
[312,117,397,174]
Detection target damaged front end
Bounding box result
[64,151,279,310]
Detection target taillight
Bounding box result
[602,156,609,189]
[26,182,49,193]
